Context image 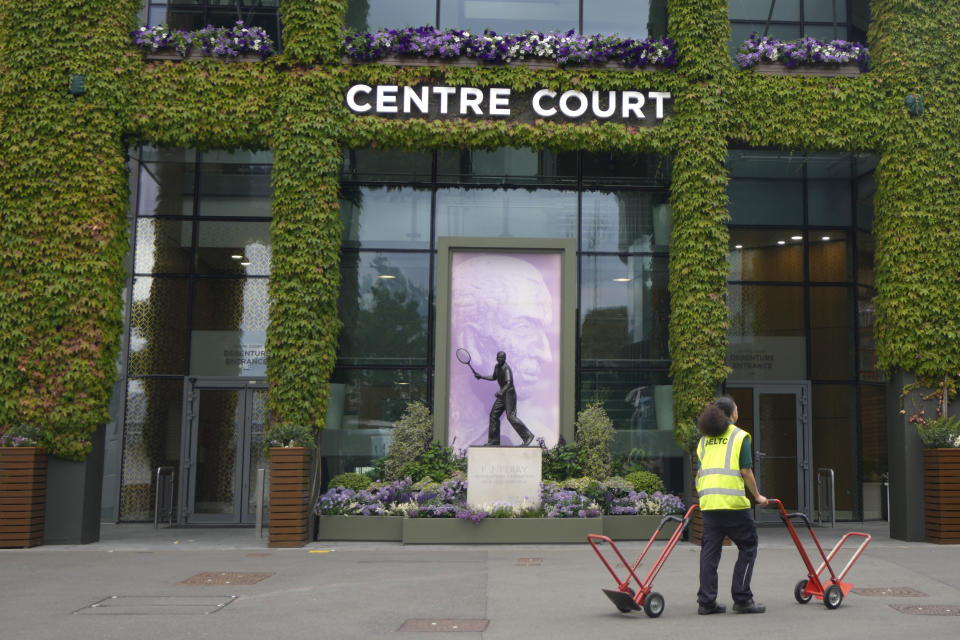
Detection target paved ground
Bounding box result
[1,520,958,640]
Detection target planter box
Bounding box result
[924,449,960,544]
[344,55,666,72]
[750,62,861,78]
[0,448,47,548]
[316,515,403,542]
[402,517,598,544]
[144,50,264,62]
[268,448,313,548]
[602,515,679,541]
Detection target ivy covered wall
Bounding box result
[1,0,957,457]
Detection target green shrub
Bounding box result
[328,472,372,491]
[611,447,650,476]
[382,402,434,481]
[575,402,615,480]
[625,470,665,495]
[916,416,960,448]
[266,423,315,449]
[541,441,584,481]
[400,441,463,482]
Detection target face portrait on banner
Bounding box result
[447,251,562,448]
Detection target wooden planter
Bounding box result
[344,55,666,72]
[750,62,861,78]
[924,448,960,544]
[0,447,47,548]
[268,447,313,548]
[602,515,679,541]
[144,50,265,62]
[402,516,597,544]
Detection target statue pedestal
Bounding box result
[466,447,542,510]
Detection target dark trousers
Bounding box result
[488,391,533,444]
[698,508,758,606]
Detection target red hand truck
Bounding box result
[587,504,699,618]
[767,498,871,609]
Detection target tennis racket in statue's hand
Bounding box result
[456,348,480,378]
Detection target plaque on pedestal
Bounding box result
[467,447,542,510]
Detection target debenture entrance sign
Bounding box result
[345,83,672,125]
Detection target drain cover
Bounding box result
[890,605,960,616]
[398,619,489,632]
[853,587,928,597]
[179,572,273,586]
[516,557,543,566]
[74,595,236,615]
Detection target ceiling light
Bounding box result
[791,235,803,241]
[821,236,831,241]
[231,254,243,260]
[612,277,631,282]
[378,274,396,279]
[240,260,251,266]
[777,240,786,245]
[734,244,743,249]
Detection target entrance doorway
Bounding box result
[179,378,268,524]
[726,382,811,521]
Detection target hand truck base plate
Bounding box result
[602,588,641,611]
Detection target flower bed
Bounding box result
[342,26,675,69]
[736,35,869,73]
[131,20,275,60]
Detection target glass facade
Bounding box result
[141,1,282,48]
[331,148,680,491]
[119,148,272,521]
[726,150,882,520]
[728,0,871,57]
[344,0,669,39]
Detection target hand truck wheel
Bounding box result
[824,584,843,609]
[616,587,636,613]
[643,592,665,618]
[794,579,812,604]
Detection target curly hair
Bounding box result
[697,404,729,438]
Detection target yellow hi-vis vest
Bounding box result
[696,424,751,510]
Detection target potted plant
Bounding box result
[736,34,869,77]
[0,425,47,548]
[266,423,315,548]
[131,21,275,61]
[914,415,960,543]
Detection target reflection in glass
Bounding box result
[195,221,271,276]
[248,389,269,519]
[197,157,272,217]
[857,286,880,381]
[728,23,801,57]
[341,148,433,182]
[339,187,431,250]
[129,277,190,375]
[582,191,670,253]
[727,150,804,179]
[190,279,270,376]
[729,0,799,20]
[857,231,874,287]
[807,180,852,226]
[580,255,670,365]
[344,0,437,32]
[812,384,855,515]
[138,162,195,217]
[728,180,803,225]
[193,389,241,514]
[581,152,671,186]
[727,285,806,380]
[756,392,799,511]
[728,229,803,282]
[134,218,193,274]
[856,172,875,231]
[583,0,668,39]
[435,188,577,240]
[337,252,430,365]
[437,149,575,185]
[860,384,887,518]
[805,0,848,22]
[439,0,578,34]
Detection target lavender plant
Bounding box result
[736,34,870,71]
[131,21,275,59]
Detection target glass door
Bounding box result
[727,382,811,522]
[180,378,267,524]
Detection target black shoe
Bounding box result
[698,602,726,615]
[733,600,765,614]
[521,434,535,447]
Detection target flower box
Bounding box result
[144,50,264,62]
[268,447,313,548]
[316,515,403,541]
[602,515,679,541]
[402,516,597,544]
[924,448,960,544]
[343,55,664,72]
[750,62,861,78]
[0,447,47,548]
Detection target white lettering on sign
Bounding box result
[345,84,672,121]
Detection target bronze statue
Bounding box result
[474,351,535,447]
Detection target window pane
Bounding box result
[808,231,850,281]
[727,285,806,380]
[804,23,843,42]
[195,221,271,276]
[138,162,195,217]
[340,187,431,250]
[805,0,847,22]
[437,149,575,185]
[811,384,856,517]
[729,23,802,58]
[439,0,578,34]
[583,0,668,39]
[728,180,803,225]
[857,230,874,286]
[580,255,670,366]
[807,180,852,226]
[338,252,430,365]
[197,151,272,218]
[190,278,270,376]
[134,218,193,274]
[120,378,183,521]
[581,152,671,187]
[810,286,854,380]
[806,153,851,178]
[435,188,577,240]
[342,148,433,182]
[129,277,190,375]
[581,191,671,253]
[345,0,437,31]
[728,228,804,282]
[728,150,804,179]
[729,0,799,21]
[856,172,875,231]
[860,384,887,519]
[857,286,880,381]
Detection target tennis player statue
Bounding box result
[473,350,536,447]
